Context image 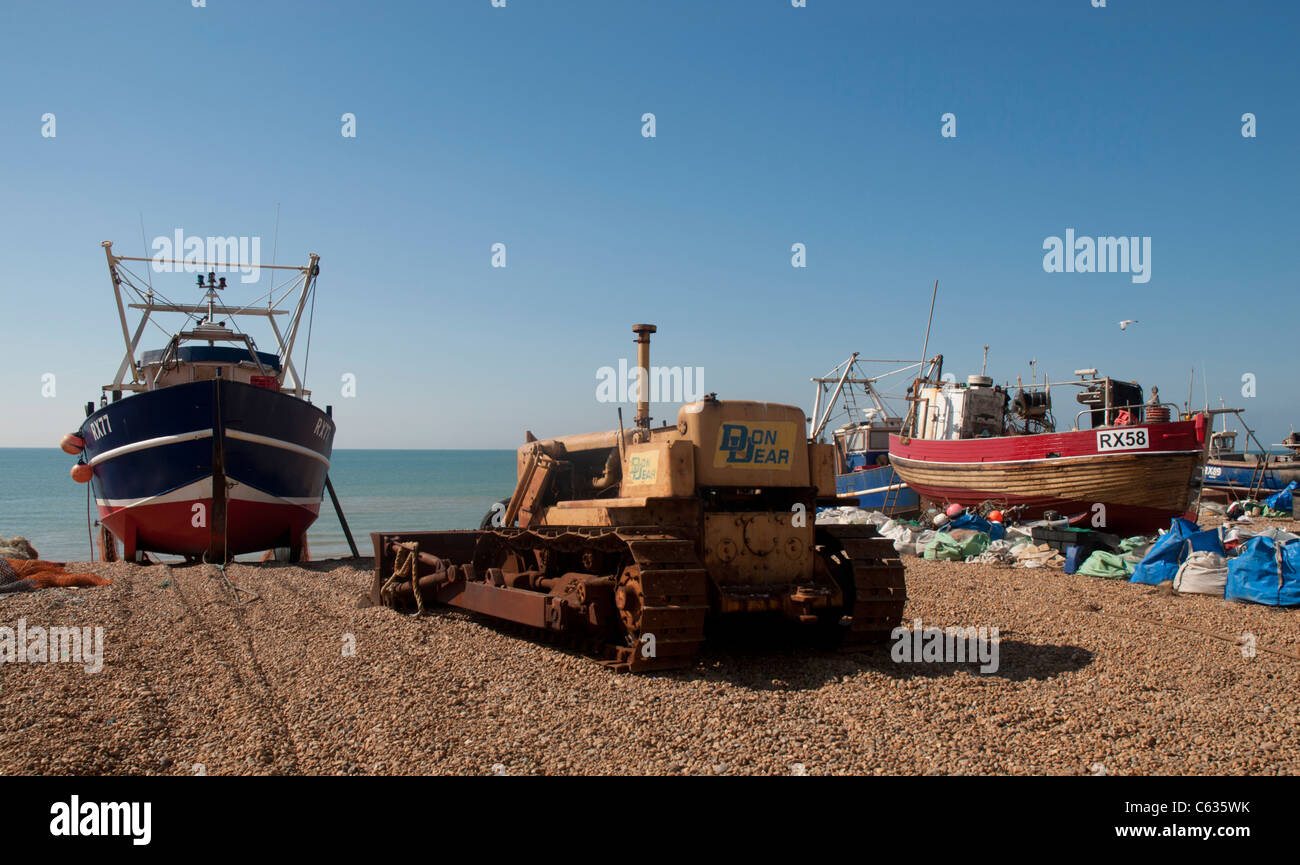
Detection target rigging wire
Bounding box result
[301,280,316,392]
[138,213,154,294]
[220,267,306,318]
[113,263,198,341]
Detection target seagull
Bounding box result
[1119,320,1139,330]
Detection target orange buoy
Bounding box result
[60,433,85,455]
[70,463,93,483]
[988,510,1004,523]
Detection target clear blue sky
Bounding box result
[1,0,1296,449]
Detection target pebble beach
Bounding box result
[2,523,1297,776]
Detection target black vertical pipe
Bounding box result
[325,475,359,558]
[211,378,228,563]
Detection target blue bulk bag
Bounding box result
[1226,536,1300,606]
[1265,481,1297,513]
[1130,518,1223,585]
[1184,528,1225,555]
[947,513,1005,541]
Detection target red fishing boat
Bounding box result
[887,362,1208,533]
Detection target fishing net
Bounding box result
[0,559,112,594]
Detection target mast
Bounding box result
[102,245,317,397]
[919,279,938,376]
[811,353,856,440]
[276,254,320,391]
[103,241,143,389]
[809,357,920,441]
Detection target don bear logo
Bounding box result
[715,422,796,469]
[626,451,660,486]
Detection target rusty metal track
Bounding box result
[816,524,907,648]
[602,531,709,672]
[371,527,710,673]
[372,523,904,670]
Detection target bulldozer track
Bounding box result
[816,524,907,649]
[603,531,709,673]
[392,527,710,673]
[379,523,906,670]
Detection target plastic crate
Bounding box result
[1031,526,1121,556]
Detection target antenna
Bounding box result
[919,279,938,373]
[1202,361,1209,412]
[138,212,153,297]
[267,202,281,310]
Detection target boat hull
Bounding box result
[888,421,1203,534]
[834,464,919,514]
[79,379,334,559]
[1201,457,1300,500]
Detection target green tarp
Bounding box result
[923,531,991,562]
[1119,536,1149,554]
[1078,549,1139,579]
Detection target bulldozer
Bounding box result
[367,324,906,671]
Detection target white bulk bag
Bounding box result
[1174,550,1228,597]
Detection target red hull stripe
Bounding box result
[890,421,1202,462]
[893,449,1200,467]
[98,497,320,557]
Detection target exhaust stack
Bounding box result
[632,323,656,429]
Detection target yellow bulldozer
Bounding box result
[368,324,906,671]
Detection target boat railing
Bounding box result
[1071,402,1182,431]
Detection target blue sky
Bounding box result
[1,0,1296,449]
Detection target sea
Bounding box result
[0,449,518,562]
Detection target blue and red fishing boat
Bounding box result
[62,241,336,562]
[809,353,920,515]
[1200,420,1300,501]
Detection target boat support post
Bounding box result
[324,475,359,558]
[210,377,229,564]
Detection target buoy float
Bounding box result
[987,510,1004,524]
[60,432,85,455]
[945,503,964,518]
[932,513,949,528]
[70,463,93,483]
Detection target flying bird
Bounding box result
[1119,320,1139,330]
